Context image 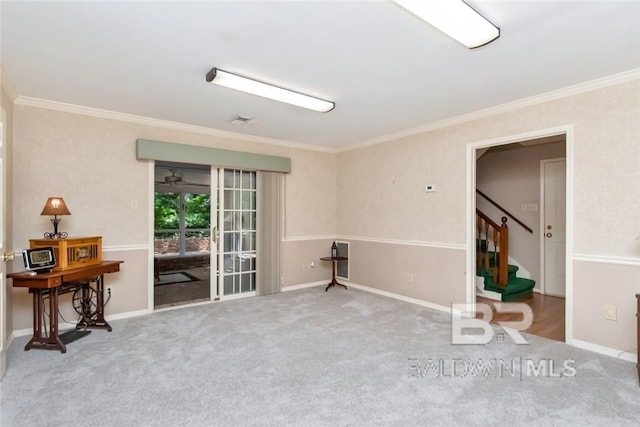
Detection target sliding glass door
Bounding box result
[211,168,257,299]
[153,164,259,308]
[154,163,212,308]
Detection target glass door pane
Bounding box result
[211,166,219,299]
[219,169,257,297]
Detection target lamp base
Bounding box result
[43,231,68,239]
[44,217,68,239]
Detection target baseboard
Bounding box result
[569,338,637,364]
[475,276,501,301]
[106,308,153,321]
[10,284,634,365]
[9,308,153,341]
[346,282,453,314]
[282,281,325,292]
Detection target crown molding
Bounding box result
[0,64,19,102]
[339,67,640,153]
[13,96,335,153]
[7,67,639,154]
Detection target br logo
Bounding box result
[451,302,533,345]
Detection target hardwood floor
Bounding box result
[477,293,565,342]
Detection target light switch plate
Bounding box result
[604,304,617,321]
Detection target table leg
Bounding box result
[325,260,348,292]
[24,288,66,353]
[24,290,41,351]
[76,274,112,331]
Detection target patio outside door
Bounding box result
[211,168,257,299]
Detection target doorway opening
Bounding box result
[153,163,259,309]
[470,129,570,342]
[154,162,211,308]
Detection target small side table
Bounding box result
[320,256,348,292]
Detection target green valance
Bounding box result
[136,139,291,173]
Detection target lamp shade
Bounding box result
[40,197,71,216]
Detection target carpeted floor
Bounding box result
[1,286,638,426]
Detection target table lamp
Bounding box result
[40,197,71,239]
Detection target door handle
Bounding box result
[546,233,553,238]
[2,252,15,263]
[212,227,219,243]
[546,225,552,230]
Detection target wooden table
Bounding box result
[320,256,348,292]
[7,261,123,353]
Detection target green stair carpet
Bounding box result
[476,255,535,302]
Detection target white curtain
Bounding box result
[257,171,283,296]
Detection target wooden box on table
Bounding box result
[29,236,102,271]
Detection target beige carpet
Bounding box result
[1,286,639,426]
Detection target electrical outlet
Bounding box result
[407,273,414,283]
[604,304,617,321]
[310,261,315,268]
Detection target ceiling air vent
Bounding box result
[231,115,252,125]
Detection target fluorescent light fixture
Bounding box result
[392,0,500,49]
[206,68,334,113]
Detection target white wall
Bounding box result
[8,104,337,330]
[337,77,640,353]
[5,73,640,358]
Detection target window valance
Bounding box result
[136,139,291,173]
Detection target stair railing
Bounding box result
[476,189,533,234]
[476,209,509,286]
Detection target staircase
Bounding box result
[476,255,536,301]
[476,209,535,302]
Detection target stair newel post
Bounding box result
[498,216,509,286]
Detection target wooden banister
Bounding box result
[476,189,533,234]
[476,209,509,286]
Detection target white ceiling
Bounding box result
[2,1,639,150]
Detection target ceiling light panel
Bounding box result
[206,68,334,113]
[392,0,499,49]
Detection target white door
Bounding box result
[215,168,257,299]
[541,158,566,297]
[210,166,219,300]
[1,107,8,379]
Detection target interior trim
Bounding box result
[283,235,465,250]
[341,68,640,152]
[573,254,640,267]
[8,69,638,154]
[136,138,291,173]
